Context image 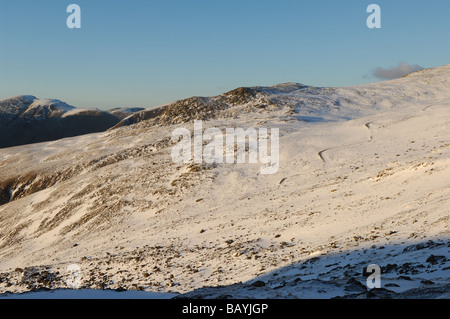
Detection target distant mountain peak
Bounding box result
[0,96,142,149]
[21,98,76,119]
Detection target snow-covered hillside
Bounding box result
[0,65,449,299]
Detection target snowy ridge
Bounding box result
[114,64,450,129]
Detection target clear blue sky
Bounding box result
[1,0,449,109]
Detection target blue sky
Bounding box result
[0,0,449,109]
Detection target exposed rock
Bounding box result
[426,255,446,265]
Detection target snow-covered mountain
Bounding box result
[0,65,449,299]
[0,97,142,149]
[114,65,450,128]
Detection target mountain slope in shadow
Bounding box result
[0,96,142,149]
[175,239,450,299]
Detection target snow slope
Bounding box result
[0,65,449,298]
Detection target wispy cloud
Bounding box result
[372,62,424,80]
